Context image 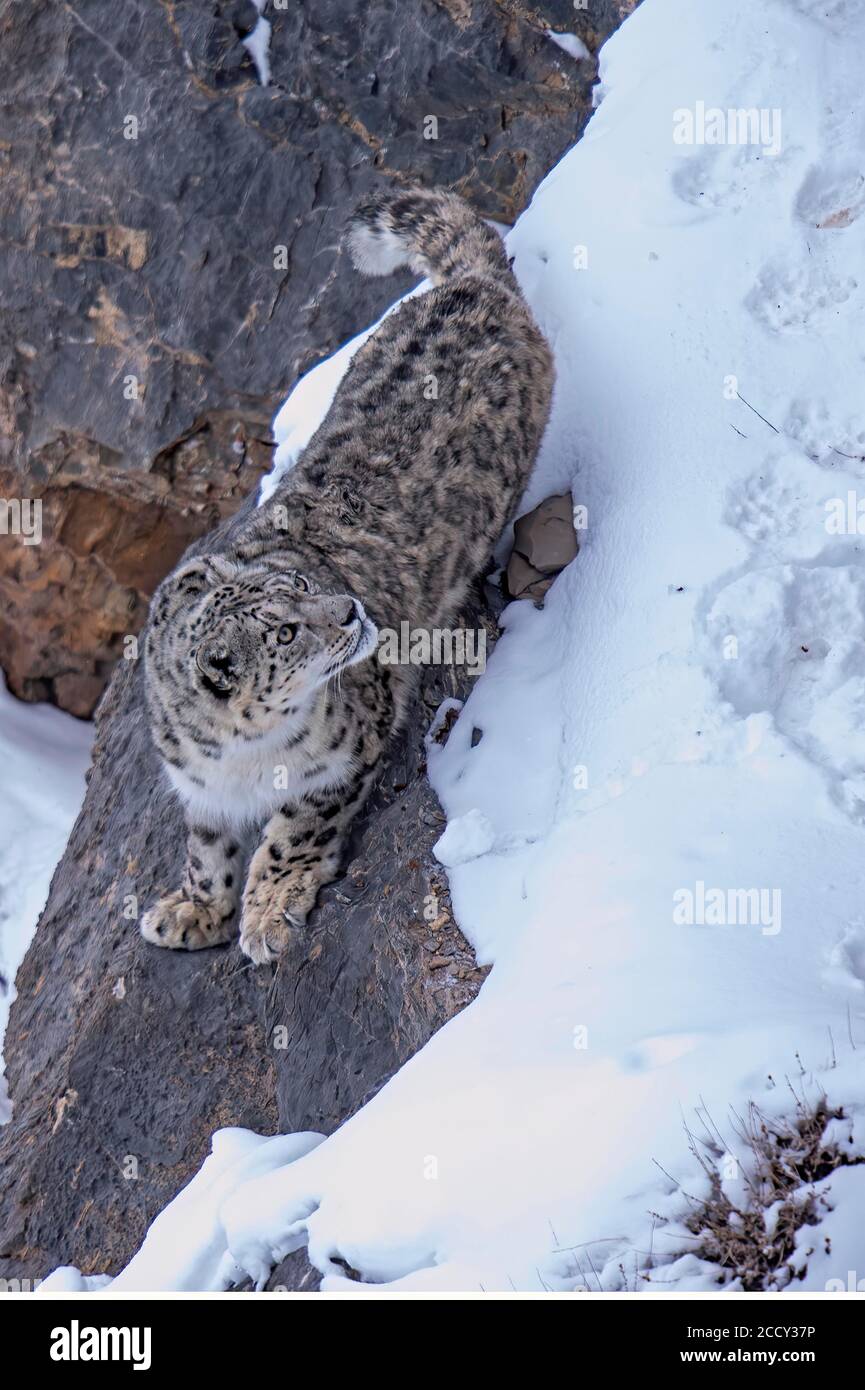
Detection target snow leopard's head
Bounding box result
[146,554,378,729]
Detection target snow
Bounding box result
[58,0,865,1291]
[106,1131,323,1293]
[260,282,428,506]
[790,1165,865,1293]
[547,31,591,63]
[261,328,367,505]
[38,1267,112,1294]
[0,676,91,1121]
[432,809,495,867]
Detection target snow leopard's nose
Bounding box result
[208,648,233,675]
[197,641,235,682]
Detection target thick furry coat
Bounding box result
[142,184,554,964]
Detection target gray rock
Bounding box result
[0,0,634,714]
[0,496,493,1287]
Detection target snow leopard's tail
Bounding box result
[347,184,510,284]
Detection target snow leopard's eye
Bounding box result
[276,623,296,645]
[294,573,310,593]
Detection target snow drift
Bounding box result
[0,679,91,1121]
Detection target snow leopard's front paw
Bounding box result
[238,879,316,965]
[141,889,237,951]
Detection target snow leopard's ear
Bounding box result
[150,554,239,627]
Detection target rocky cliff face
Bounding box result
[0,497,494,1287]
[0,0,638,1287]
[0,0,633,715]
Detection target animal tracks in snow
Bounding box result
[745,258,858,334]
[724,449,838,559]
[784,399,865,470]
[711,415,865,821]
[703,2,865,819]
[785,0,857,27]
[795,163,865,231]
[825,920,865,993]
[705,562,865,822]
[672,141,793,214]
[669,131,862,337]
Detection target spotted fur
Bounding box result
[141,184,554,964]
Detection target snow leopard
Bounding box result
[141,184,554,964]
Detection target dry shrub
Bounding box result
[679,1087,861,1290]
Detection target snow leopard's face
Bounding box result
[147,554,378,728]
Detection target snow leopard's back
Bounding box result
[237,184,555,639]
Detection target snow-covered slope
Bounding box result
[0,678,92,1120]
[59,0,865,1292]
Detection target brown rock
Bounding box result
[0,0,636,716]
[505,549,555,602]
[513,493,579,572]
[506,491,579,600]
[53,673,109,720]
